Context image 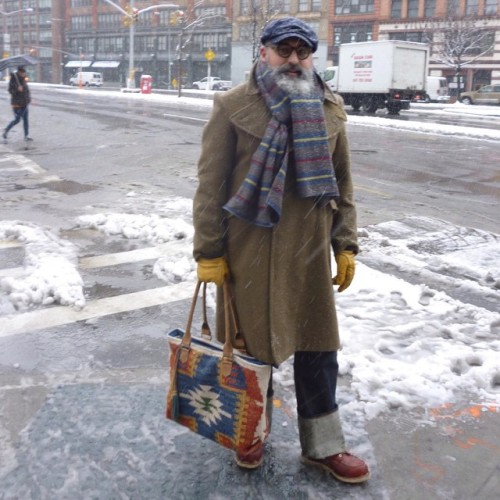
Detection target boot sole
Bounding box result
[235,454,264,469]
[301,456,370,484]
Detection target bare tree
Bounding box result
[424,13,495,98]
[173,1,229,97]
[240,0,287,62]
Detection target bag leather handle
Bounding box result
[179,280,239,376]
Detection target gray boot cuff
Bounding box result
[298,410,346,459]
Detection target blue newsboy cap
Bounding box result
[261,17,318,53]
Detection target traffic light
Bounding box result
[132,8,139,23]
[170,10,185,26]
[123,4,131,26]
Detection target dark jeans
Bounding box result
[294,351,339,418]
[5,107,29,137]
[267,351,339,419]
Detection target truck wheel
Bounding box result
[362,97,378,114]
[351,100,361,111]
[387,103,401,115]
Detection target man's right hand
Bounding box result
[197,257,229,286]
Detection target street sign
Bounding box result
[204,49,215,62]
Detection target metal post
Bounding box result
[177,29,182,98]
[127,0,135,89]
[206,61,211,92]
[79,46,83,89]
[167,24,171,88]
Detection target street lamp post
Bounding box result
[101,1,179,90]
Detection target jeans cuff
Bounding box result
[298,410,346,459]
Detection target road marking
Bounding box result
[0,241,23,249]
[355,183,392,198]
[0,242,185,277]
[80,241,184,269]
[0,154,60,181]
[0,281,194,338]
[163,113,208,123]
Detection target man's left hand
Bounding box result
[333,251,355,292]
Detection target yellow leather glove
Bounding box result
[333,251,355,292]
[197,257,229,286]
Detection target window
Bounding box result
[240,0,251,13]
[70,0,91,6]
[334,24,373,45]
[391,0,402,18]
[71,16,92,30]
[389,31,427,43]
[407,0,419,18]
[192,33,229,51]
[305,21,320,35]
[424,0,436,17]
[270,0,291,9]
[465,0,479,15]
[69,38,94,55]
[194,6,227,24]
[298,0,309,11]
[465,31,495,56]
[335,0,375,15]
[447,0,460,16]
[484,0,497,14]
[98,13,121,28]
[97,37,124,53]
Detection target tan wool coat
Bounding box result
[193,74,358,366]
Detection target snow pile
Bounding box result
[77,212,192,244]
[1,200,498,420]
[73,206,500,420]
[336,264,500,419]
[76,197,196,285]
[0,221,84,313]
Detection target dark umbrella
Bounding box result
[0,54,38,73]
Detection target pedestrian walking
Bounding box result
[192,17,369,484]
[3,66,32,142]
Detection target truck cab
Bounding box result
[324,67,338,92]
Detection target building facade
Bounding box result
[1,0,499,93]
[329,0,500,93]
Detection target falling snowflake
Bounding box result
[183,385,232,426]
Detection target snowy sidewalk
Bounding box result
[1,203,498,498]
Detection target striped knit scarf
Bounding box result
[223,61,339,228]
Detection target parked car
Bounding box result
[192,76,231,90]
[69,72,103,87]
[460,85,500,105]
[212,80,233,91]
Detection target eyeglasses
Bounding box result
[270,44,312,60]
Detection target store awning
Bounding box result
[65,60,92,68]
[92,61,121,69]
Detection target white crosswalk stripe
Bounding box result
[0,241,195,337]
[0,282,193,338]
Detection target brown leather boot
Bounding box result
[301,451,370,483]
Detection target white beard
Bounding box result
[271,63,315,95]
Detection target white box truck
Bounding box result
[324,40,429,114]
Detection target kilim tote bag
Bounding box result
[166,280,272,455]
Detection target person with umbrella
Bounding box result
[3,66,32,142]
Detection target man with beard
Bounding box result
[192,17,369,483]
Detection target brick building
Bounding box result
[1,0,499,93]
